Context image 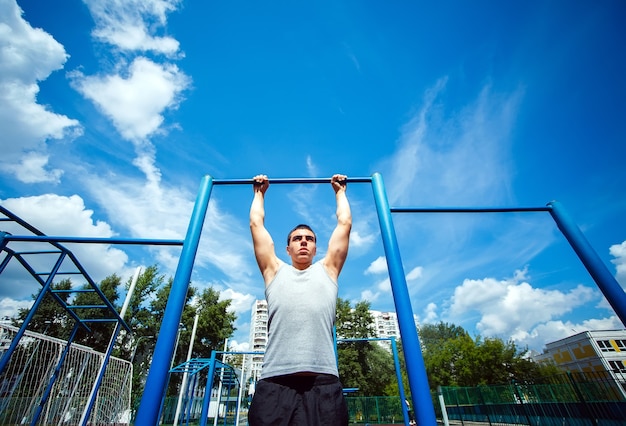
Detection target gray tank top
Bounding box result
[260,261,339,379]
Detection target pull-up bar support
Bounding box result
[548,201,626,326]
[371,172,437,425]
[136,173,439,425]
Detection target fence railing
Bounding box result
[438,371,626,426]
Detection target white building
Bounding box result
[248,300,268,380]
[533,329,626,396]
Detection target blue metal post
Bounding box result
[390,337,410,425]
[548,201,626,326]
[136,175,215,425]
[200,351,218,426]
[371,172,437,425]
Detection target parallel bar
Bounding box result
[136,175,214,426]
[4,235,183,245]
[548,201,626,326]
[371,172,437,426]
[392,206,551,213]
[212,176,372,185]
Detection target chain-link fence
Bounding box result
[0,323,132,425]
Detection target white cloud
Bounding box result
[379,78,521,206]
[220,288,255,315]
[4,152,63,184]
[83,173,255,286]
[0,298,33,320]
[361,289,380,303]
[610,240,626,287]
[421,302,438,324]
[229,340,250,352]
[83,0,182,56]
[306,155,319,177]
[72,57,190,143]
[365,256,387,275]
[349,229,375,250]
[0,0,81,182]
[450,270,596,340]
[515,316,623,351]
[406,266,423,281]
[0,194,129,301]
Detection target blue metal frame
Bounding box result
[548,201,626,325]
[4,174,622,426]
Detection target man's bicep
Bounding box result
[251,225,278,270]
[326,224,350,273]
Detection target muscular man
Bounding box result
[248,174,352,426]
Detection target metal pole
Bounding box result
[390,337,410,425]
[136,175,214,425]
[213,339,228,426]
[174,313,200,426]
[200,351,218,426]
[79,266,142,426]
[548,201,626,326]
[370,172,437,425]
[437,386,450,426]
[235,354,246,426]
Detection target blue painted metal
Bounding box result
[390,337,411,426]
[370,172,437,426]
[200,351,218,426]
[135,175,214,425]
[212,177,372,185]
[3,235,183,245]
[391,206,551,213]
[548,201,626,326]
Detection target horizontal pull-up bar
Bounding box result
[3,235,183,245]
[391,206,552,213]
[209,176,372,185]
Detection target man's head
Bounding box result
[286,224,317,269]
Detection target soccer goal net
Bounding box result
[0,323,132,425]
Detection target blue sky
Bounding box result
[1,0,625,353]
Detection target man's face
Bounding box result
[286,229,317,266]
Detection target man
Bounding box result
[248,174,352,426]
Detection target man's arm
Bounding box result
[250,175,282,285]
[323,174,352,281]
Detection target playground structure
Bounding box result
[1,172,625,425]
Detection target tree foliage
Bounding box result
[419,322,559,388]
[336,298,396,396]
[11,265,238,403]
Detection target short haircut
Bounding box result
[287,224,316,245]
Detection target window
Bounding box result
[597,340,616,352]
[608,360,626,373]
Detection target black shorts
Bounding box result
[248,374,349,426]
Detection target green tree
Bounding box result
[420,322,559,389]
[73,274,121,352]
[13,278,73,339]
[336,298,396,396]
